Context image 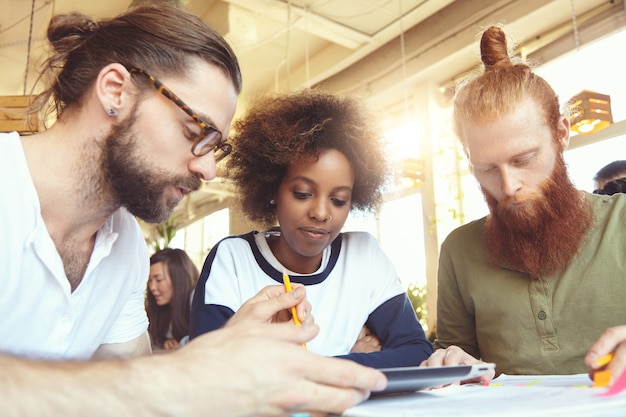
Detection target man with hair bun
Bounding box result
[0,4,385,416]
[422,25,626,383]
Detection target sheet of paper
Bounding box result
[488,373,593,387]
[342,374,626,417]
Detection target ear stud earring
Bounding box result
[107,108,116,116]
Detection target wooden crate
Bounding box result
[0,95,38,134]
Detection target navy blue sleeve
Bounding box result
[189,245,235,340]
[337,293,433,368]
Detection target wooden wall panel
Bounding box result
[0,96,38,134]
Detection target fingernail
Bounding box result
[374,376,387,391]
[301,323,318,334]
[292,286,304,299]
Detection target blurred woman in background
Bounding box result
[147,248,199,350]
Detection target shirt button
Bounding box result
[538,311,547,320]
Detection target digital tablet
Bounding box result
[376,363,496,395]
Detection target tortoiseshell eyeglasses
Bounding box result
[128,68,232,162]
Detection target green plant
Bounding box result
[148,217,179,252]
[407,281,432,339]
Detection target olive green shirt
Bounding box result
[435,192,626,375]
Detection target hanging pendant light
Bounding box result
[568,90,613,134]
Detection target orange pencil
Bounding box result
[282,270,302,325]
[282,269,306,348]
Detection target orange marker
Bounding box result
[593,369,613,388]
[593,353,615,388]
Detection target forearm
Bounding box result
[0,321,386,417]
[340,295,434,368]
[0,352,250,417]
[339,342,433,368]
[0,355,159,417]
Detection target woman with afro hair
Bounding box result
[190,89,433,368]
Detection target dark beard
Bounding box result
[101,111,201,224]
[483,156,593,277]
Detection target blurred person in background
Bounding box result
[147,248,199,350]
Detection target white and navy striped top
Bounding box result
[190,229,433,368]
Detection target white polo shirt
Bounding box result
[0,132,149,360]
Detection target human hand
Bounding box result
[170,321,386,416]
[350,326,381,353]
[163,339,180,350]
[585,325,626,382]
[420,345,495,384]
[225,284,313,328]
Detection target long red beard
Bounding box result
[484,156,593,278]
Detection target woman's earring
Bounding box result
[269,199,276,207]
[107,108,116,116]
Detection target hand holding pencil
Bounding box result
[283,269,307,348]
[225,280,312,329]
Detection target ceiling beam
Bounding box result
[265,0,456,92]
[313,0,555,95]
[221,0,372,49]
[313,0,622,117]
